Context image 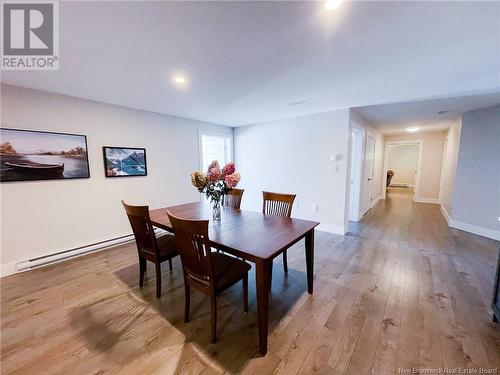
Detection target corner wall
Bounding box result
[450,105,500,237]
[234,109,351,234]
[0,84,232,275]
[439,119,462,215]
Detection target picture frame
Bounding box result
[103,146,147,178]
[0,127,90,182]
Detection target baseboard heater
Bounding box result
[16,228,165,273]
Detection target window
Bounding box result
[199,132,233,171]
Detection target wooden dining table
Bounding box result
[149,201,319,355]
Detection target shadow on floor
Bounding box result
[68,246,310,373]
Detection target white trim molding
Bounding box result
[440,204,451,224]
[317,223,346,235]
[440,204,500,241]
[371,194,384,208]
[413,197,440,204]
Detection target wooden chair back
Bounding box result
[122,201,158,255]
[262,191,296,218]
[167,211,214,287]
[222,188,244,209]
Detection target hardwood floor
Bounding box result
[1,190,499,374]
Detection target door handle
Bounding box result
[368,178,372,181]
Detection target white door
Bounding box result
[349,129,361,221]
[362,135,375,215]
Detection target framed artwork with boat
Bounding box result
[0,128,90,182]
[103,146,147,177]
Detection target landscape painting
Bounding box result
[0,128,90,182]
[103,147,147,177]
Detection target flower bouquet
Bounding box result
[191,161,241,220]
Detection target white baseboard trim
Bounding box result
[413,197,440,204]
[439,204,500,241]
[440,204,451,224]
[316,223,346,235]
[371,194,384,208]
[0,262,18,278]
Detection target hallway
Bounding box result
[1,190,499,374]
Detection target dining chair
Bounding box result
[262,191,296,275]
[122,201,179,298]
[222,188,244,209]
[167,211,251,343]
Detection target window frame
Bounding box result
[197,130,234,172]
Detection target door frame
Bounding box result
[348,127,364,221]
[362,134,376,215]
[382,140,423,200]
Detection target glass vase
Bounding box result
[212,200,221,221]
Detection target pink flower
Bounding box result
[207,167,222,182]
[207,160,220,171]
[224,172,241,188]
[222,162,235,176]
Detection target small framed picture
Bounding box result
[103,146,147,177]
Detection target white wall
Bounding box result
[387,144,418,186]
[234,109,351,234]
[0,84,232,274]
[385,131,446,201]
[348,110,385,219]
[451,105,500,234]
[439,120,462,214]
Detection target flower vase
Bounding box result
[212,200,221,221]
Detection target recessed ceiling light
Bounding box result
[173,76,186,84]
[324,0,342,11]
[438,110,450,115]
[406,126,420,133]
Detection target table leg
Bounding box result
[255,258,270,355]
[305,229,314,294]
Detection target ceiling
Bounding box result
[354,91,500,135]
[2,1,500,127]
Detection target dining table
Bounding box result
[149,201,320,355]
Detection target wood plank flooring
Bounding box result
[1,189,499,374]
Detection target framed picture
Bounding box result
[0,128,90,182]
[103,146,147,177]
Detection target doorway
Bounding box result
[383,141,422,200]
[348,128,363,221]
[361,135,376,215]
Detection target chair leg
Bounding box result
[139,257,146,287]
[168,258,173,271]
[184,281,191,323]
[243,273,248,313]
[155,263,161,298]
[283,250,288,274]
[210,292,217,343]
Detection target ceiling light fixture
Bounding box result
[173,76,186,84]
[406,126,420,133]
[324,0,342,11]
[437,110,450,115]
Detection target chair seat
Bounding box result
[156,234,179,259]
[212,252,251,291]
